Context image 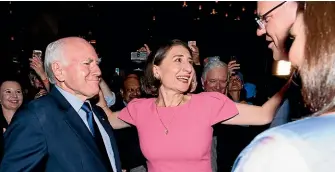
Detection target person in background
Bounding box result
[28,53,50,99]
[201,59,228,95]
[233,2,335,171]
[0,78,23,163]
[201,58,239,172]
[0,79,24,129]
[201,58,240,95]
[244,83,257,103]
[215,71,257,172]
[111,73,147,172]
[227,72,248,104]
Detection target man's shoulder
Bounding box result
[26,94,58,111]
[15,94,59,121]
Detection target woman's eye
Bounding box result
[175,58,182,62]
[288,34,295,40]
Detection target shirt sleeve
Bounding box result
[232,136,309,172]
[118,99,142,126]
[205,92,239,125]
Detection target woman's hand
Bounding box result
[96,90,108,109]
[189,45,200,65]
[29,55,47,80]
[228,60,240,75]
[138,44,151,57]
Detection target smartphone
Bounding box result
[230,55,236,61]
[188,41,196,47]
[188,41,197,50]
[33,50,42,59]
[115,68,120,76]
[131,52,147,61]
[230,56,240,73]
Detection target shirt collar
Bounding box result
[55,85,85,113]
[123,100,127,106]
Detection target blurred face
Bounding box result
[0,81,23,111]
[154,45,194,93]
[228,75,243,92]
[53,38,101,101]
[203,67,228,94]
[29,73,44,89]
[288,13,305,68]
[257,1,298,61]
[122,77,141,103]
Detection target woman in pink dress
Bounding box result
[105,39,289,172]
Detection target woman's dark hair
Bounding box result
[299,2,335,115]
[141,39,192,95]
[0,75,22,89]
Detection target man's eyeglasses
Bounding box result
[255,1,287,29]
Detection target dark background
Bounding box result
[0,1,282,96]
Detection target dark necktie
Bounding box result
[81,102,114,172]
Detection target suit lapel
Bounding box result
[49,88,104,165]
[93,107,121,172]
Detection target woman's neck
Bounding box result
[157,87,184,107]
[229,91,241,102]
[2,107,15,124]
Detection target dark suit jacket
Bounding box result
[0,87,121,172]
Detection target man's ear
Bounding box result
[52,62,65,82]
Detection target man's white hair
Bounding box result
[44,39,66,84]
[201,59,228,81]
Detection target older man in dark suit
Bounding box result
[0,37,121,172]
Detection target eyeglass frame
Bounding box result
[255,1,287,29]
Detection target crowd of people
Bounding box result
[0,1,334,172]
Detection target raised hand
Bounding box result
[189,45,200,65]
[228,60,240,75]
[29,54,47,80]
[138,44,151,56]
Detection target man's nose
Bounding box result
[92,63,102,77]
[256,27,266,36]
[215,83,220,89]
[134,91,140,96]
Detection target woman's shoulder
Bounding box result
[127,98,155,107]
[192,92,230,102]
